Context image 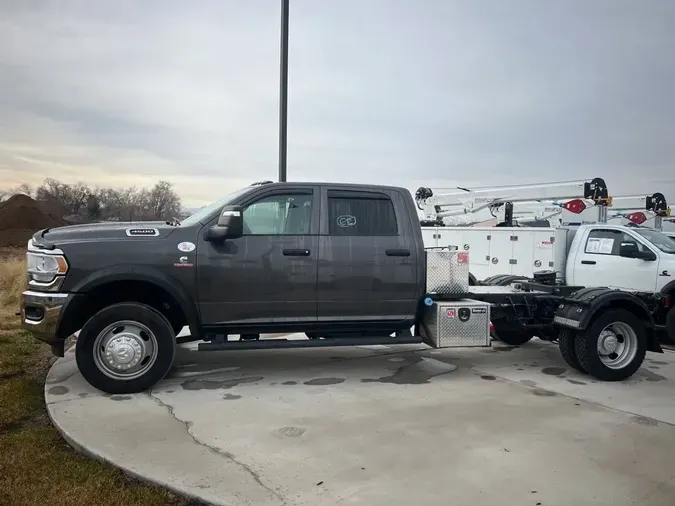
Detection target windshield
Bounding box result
[632,228,675,254]
[179,186,252,227]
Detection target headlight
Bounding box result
[26,251,69,283]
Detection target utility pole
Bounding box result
[278,0,290,182]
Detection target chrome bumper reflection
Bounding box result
[20,290,69,342]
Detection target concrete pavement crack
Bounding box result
[146,390,285,504]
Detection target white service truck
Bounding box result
[417,177,673,285]
[417,177,675,344]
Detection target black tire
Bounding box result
[558,329,585,373]
[493,328,533,346]
[574,309,646,381]
[76,302,176,394]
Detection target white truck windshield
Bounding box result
[633,228,675,254]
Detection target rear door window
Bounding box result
[327,191,398,236]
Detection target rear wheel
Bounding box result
[574,309,646,381]
[76,302,176,394]
[558,329,585,373]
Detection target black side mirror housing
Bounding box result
[204,205,243,242]
[619,241,656,261]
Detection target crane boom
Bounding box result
[415,177,610,223]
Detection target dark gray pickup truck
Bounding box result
[21,181,672,393]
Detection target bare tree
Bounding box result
[36,177,68,202]
[68,182,91,216]
[15,183,34,197]
[145,180,181,221]
[26,177,183,223]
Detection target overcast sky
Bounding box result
[2,0,675,207]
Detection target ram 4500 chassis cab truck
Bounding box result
[20,182,674,394]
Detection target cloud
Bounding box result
[1,0,675,206]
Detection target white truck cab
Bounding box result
[565,224,675,292]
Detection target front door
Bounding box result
[197,187,319,327]
[573,228,658,291]
[317,187,420,325]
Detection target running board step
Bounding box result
[197,336,424,351]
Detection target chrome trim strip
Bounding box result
[22,290,69,299]
[27,276,65,292]
[27,238,65,255]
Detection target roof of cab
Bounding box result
[249,180,409,193]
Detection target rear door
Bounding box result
[317,187,419,323]
[571,227,658,291]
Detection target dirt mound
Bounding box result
[0,194,68,247]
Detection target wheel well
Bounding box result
[592,299,659,352]
[61,281,187,337]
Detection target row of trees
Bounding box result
[3,178,184,222]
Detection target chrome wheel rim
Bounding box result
[596,321,637,370]
[92,320,158,380]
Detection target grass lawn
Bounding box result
[0,254,203,506]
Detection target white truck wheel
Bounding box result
[558,329,585,373]
[574,309,646,381]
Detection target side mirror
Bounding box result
[619,241,656,261]
[204,205,243,242]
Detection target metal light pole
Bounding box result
[278,0,290,182]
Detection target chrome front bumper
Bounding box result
[20,290,69,343]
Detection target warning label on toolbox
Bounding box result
[446,309,456,318]
[537,241,553,249]
[457,252,468,264]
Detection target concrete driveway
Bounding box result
[46,335,675,506]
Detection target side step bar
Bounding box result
[197,336,424,351]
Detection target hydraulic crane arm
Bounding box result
[416,177,610,223]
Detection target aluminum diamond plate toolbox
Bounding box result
[425,248,470,295]
[421,299,491,348]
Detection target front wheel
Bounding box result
[574,309,646,381]
[76,302,176,394]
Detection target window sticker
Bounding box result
[598,238,614,255]
[585,238,601,254]
[336,215,357,228]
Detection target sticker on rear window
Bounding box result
[336,215,356,228]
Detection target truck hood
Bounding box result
[31,221,179,248]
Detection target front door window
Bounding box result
[243,194,313,235]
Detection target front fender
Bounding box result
[69,264,201,338]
